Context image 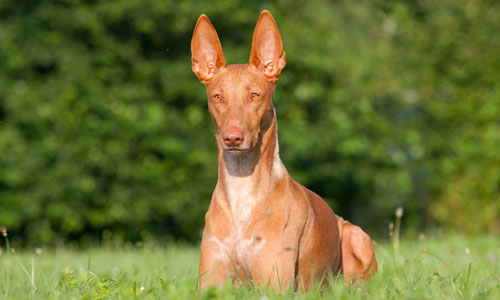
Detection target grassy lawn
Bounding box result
[0,235,499,299]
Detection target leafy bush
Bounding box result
[0,0,498,245]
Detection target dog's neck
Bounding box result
[216,110,287,223]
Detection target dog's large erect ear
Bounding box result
[191,15,226,84]
[249,10,286,82]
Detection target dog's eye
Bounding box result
[250,93,259,100]
[213,94,222,102]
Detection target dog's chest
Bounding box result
[225,176,259,223]
[211,218,265,276]
[216,162,270,275]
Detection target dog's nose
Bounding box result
[222,126,244,147]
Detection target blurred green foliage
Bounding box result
[0,0,499,245]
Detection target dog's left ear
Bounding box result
[249,10,286,82]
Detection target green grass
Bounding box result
[0,235,499,299]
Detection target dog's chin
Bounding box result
[224,147,251,156]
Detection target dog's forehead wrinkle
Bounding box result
[212,64,267,90]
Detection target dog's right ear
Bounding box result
[191,15,226,85]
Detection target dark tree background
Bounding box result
[1,0,499,246]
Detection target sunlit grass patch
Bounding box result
[0,233,499,299]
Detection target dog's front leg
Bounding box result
[248,213,305,293]
[199,235,234,288]
[198,199,236,289]
[250,244,297,292]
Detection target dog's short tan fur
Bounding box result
[191,10,377,292]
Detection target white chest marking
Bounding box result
[226,176,257,223]
[209,224,266,272]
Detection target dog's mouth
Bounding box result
[225,149,248,155]
[223,146,251,154]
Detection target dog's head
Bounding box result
[191,11,286,154]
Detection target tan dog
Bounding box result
[191,10,377,292]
